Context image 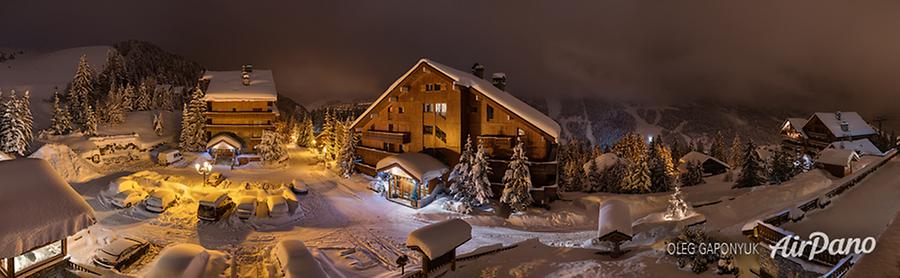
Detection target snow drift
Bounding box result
[29,143,100,183]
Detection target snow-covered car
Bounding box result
[198,192,235,221]
[144,243,230,278]
[206,172,226,187]
[145,188,178,213]
[272,238,327,278]
[267,195,289,218]
[112,189,148,208]
[289,179,308,195]
[235,196,258,220]
[157,149,183,166]
[92,236,150,270]
[107,178,140,195]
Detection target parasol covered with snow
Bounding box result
[0,158,96,258]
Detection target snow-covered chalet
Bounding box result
[351,59,561,208]
[780,112,878,153]
[201,65,278,161]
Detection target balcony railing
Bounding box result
[364,130,410,144]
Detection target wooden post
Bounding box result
[6,257,15,278]
[450,250,457,271]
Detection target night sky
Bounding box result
[3,1,900,116]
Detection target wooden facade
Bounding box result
[353,59,560,203]
[202,69,279,153]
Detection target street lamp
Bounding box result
[195,161,213,187]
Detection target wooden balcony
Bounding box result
[364,130,411,144]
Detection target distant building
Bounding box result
[678,151,731,176]
[781,112,878,154]
[351,59,561,208]
[202,65,279,160]
[815,148,859,178]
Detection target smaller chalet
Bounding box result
[678,151,731,176]
[376,153,448,208]
[598,199,632,257]
[780,118,809,148]
[826,138,887,157]
[815,148,860,178]
[0,159,96,278]
[406,219,472,275]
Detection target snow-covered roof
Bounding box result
[827,138,886,156]
[406,218,472,258]
[376,152,448,182]
[816,148,860,166]
[202,70,277,102]
[207,133,244,149]
[582,153,624,173]
[808,112,877,138]
[782,118,808,138]
[351,59,561,140]
[679,151,731,169]
[0,158,96,258]
[598,199,633,239]
[274,238,327,278]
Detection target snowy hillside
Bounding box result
[0,46,112,132]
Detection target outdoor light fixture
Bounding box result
[195,161,213,187]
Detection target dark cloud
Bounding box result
[3,0,900,117]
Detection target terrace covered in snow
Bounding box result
[406,218,472,275]
[202,70,278,102]
[0,159,96,277]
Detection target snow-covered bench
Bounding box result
[406,218,472,275]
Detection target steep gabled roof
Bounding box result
[782,117,809,138]
[351,59,561,140]
[679,151,731,169]
[808,112,876,138]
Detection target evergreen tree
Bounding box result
[501,140,534,212]
[681,161,705,186]
[768,149,796,184]
[257,130,288,163]
[710,131,727,162]
[82,105,98,136]
[729,134,744,168]
[121,84,136,111]
[321,110,337,161]
[153,112,164,136]
[448,136,474,200]
[296,116,315,147]
[585,157,602,192]
[338,122,358,178]
[68,55,94,127]
[735,141,766,188]
[106,85,126,125]
[469,139,494,206]
[613,132,645,164]
[179,87,208,151]
[0,91,28,155]
[96,49,126,97]
[19,91,34,147]
[49,92,74,135]
[135,77,155,110]
[648,138,676,192]
[601,160,628,192]
[670,138,688,165]
[561,159,584,192]
[615,132,652,193]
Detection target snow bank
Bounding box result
[144,243,229,278]
[406,218,472,258]
[29,143,100,183]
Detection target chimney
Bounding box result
[491,72,507,91]
[835,111,842,120]
[241,64,253,86]
[471,63,485,79]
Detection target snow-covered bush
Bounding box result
[667,228,720,274]
[442,199,472,214]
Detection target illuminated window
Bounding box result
[435,103,447,117]
[517,128,525,136]
[424,103,432,112]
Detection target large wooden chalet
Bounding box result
[201,65,279,162]
[781,112,877,153]
[351,59,561,208]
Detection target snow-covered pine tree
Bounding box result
[768,149,796,184]
[96,49,126,97]
[710,131,727,162]
[729,134,743,168]
[82,105,98,136]
[49,92,74,135]
[135,77,155,111]
[0,91,28,155]
[680,161,705,186]
[613,132,645,164]
[19,91,33,147]
[615,132,652,193]
[448,135,474,200]
[297,116,315,147]
[121,84,136,111]
[561,160,583,192]
[585,156,602,192]
[338,121,358,178]
[648,138,675,192]
[469,139,494,206]
[257,129,288,163]
[178,87,208,151]
[153,112,164,136]
[106,85,126,125]
[601,160,628,193]
[670,138,688,165]
[68,55,94,127]
[321,110,338,161]
[735,140,766,188]
[501,140,534,212]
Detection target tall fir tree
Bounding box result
[19,91,34,147]
[49,92,74,135]
[670,138,688,164]
[710,131,727,162]
[96,49,126,97]
[601,160,628,192]
[338,121,359,178]
[448,135,475,200]
[179,87,208,151]
[648,137,676,192]
[321,110,337,161]
[136,77,155,111]
[153,112,164,136]
[121,84,136,111]
[296,116,315,147]
[82,105,98,136]
[257,130,288,163]
[106,85,126,125]
[501,140,534,212]
[0,91,28,155]
[561,159,584,192]
[735,140,766,188]
[585,157,602,192]
[768,149,796,184]
[615,132,652,193]
[469,139,494,206]
[68,55,94,127]
[680,161,705,186]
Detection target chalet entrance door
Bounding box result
[211,148,235,164]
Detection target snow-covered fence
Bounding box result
[403,244,518,278]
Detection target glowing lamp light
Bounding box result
[194,161,213,186]
[648,136,653,143]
